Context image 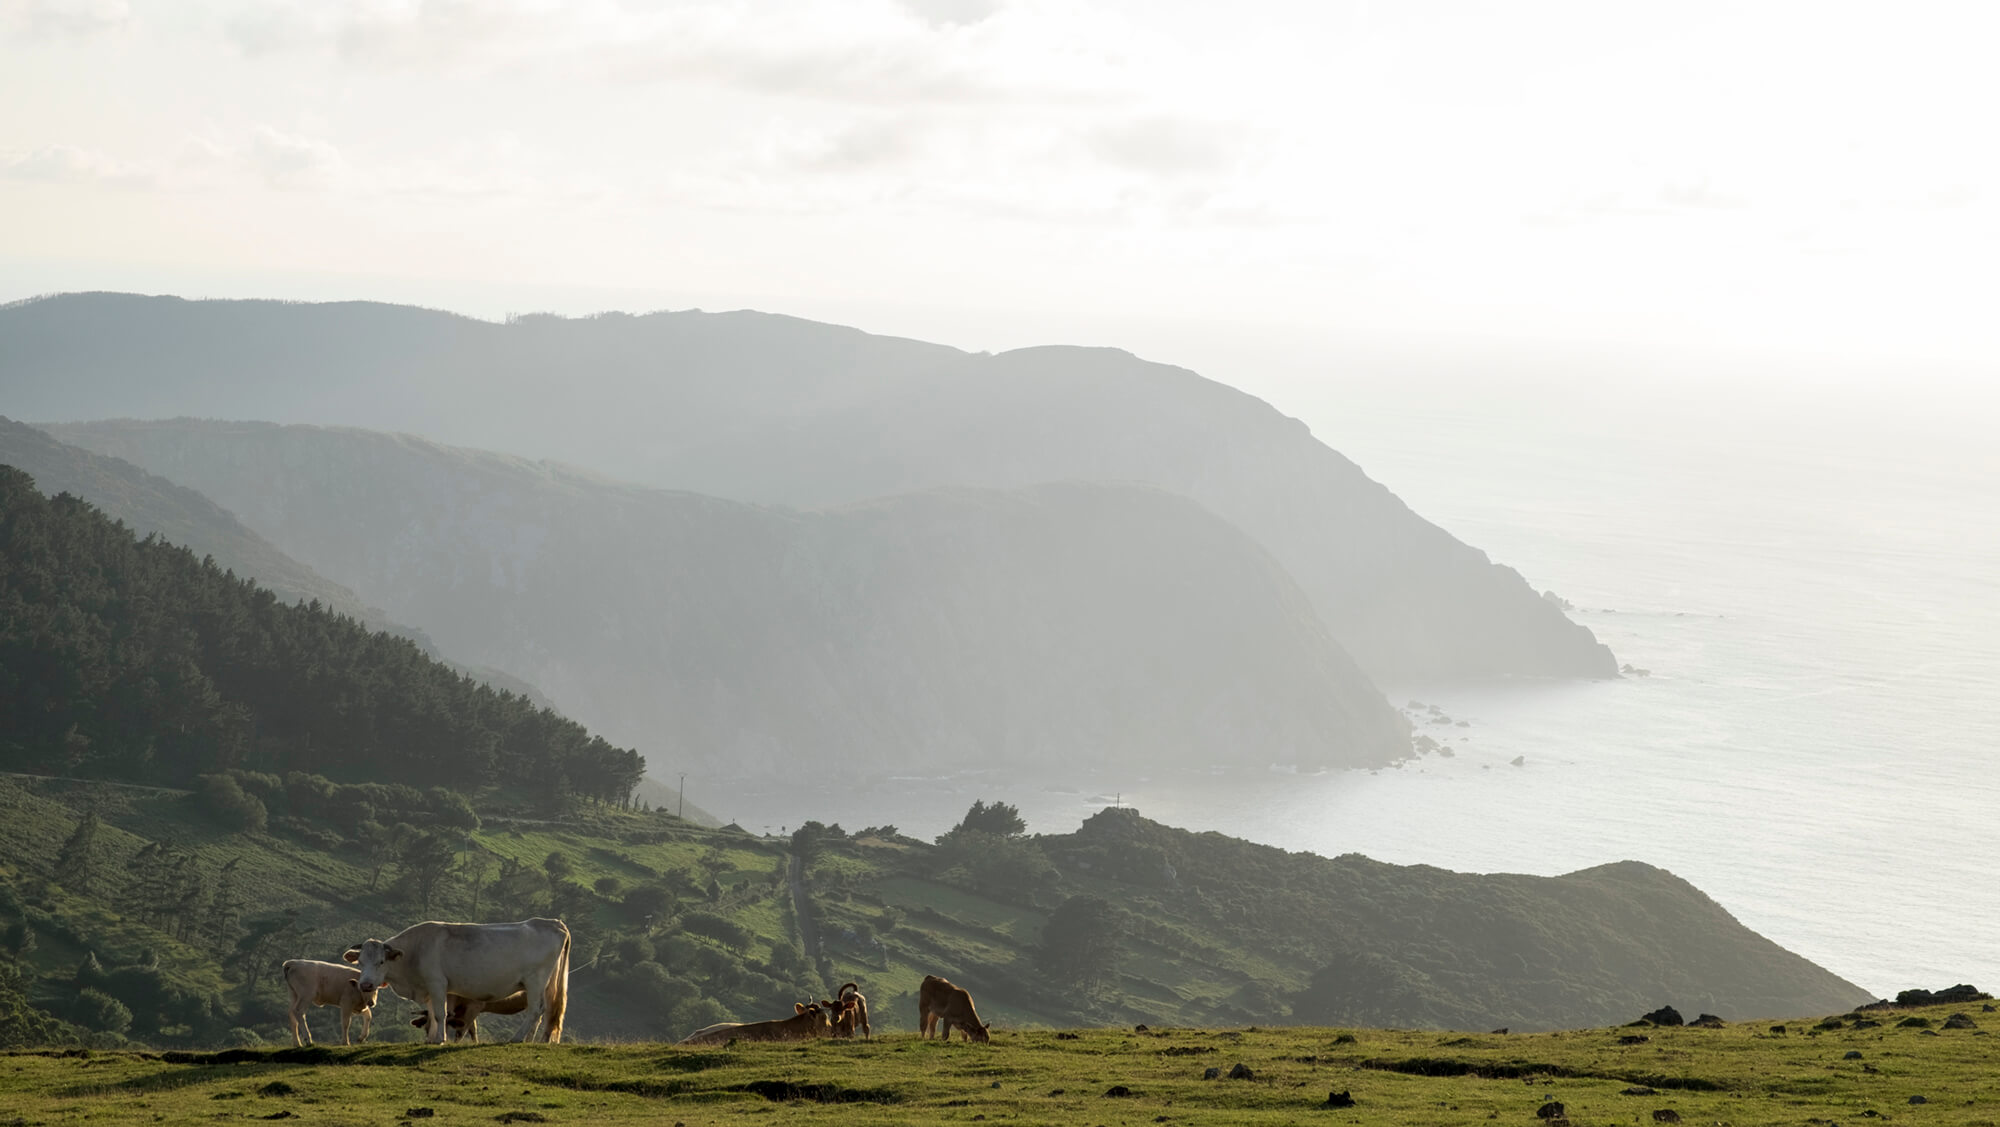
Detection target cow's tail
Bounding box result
[543,925,571,1043]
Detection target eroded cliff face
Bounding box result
[48,419,1409,777]
[9,294,1614,681]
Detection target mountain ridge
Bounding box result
[6,291,1616,683]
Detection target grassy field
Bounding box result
[5,1002,1997,1126]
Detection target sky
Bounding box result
[4,0,1999,402]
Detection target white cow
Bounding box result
[343,918,570,1044]
[282,958,379,1046]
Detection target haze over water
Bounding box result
[731,370,2000,1003]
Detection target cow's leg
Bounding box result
[518,969,555,1043]
[289,997,308,1047]
[359,1006,372,1044]
[417,979,449,1045]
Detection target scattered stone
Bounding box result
[1325,1090,1356,1108]
[1985,1004,1996,1013]
[406,1111,435,1119]
[1943,1013,1979,1030]
[1536,1100,1566,1119]
[1134,1024,1150,1033]
[991,1081,1003,1088]
[1910,1095,1928,1105]
[1817,1018,1846,1030]
[1863,1064,1880,1073]
[1919,1029,1939,1036]
[258,1082,296,1097]
[1640,1006,1684,1027]
[1055,1032,1080,1040]
[496,1115,550,1124]
[1203,1068,1221,1080]
[1653,1111,1682,1124]
[1228,1063,1255,1080]
[259,1114,294,1122]
[1621,1087,1658,1096]
[1844,1051,1864,1060]
[1689,1014,1725,1028]
[1332,1033,1357,1044]
[1491,1027,1509,1035]
[1851,1018,1881,1029]
[1618,1034,1651,1045]
[1104,1086,1135,1098]
[1048,1089,1065,1096]
[1897,1016,1932,1028]
[1770,1025,1788,1035]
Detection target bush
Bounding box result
[75,988,132,1036]
[194,774,268,834]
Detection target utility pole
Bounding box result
[678,773,686,820]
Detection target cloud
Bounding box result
[893,0,1005,29]
[0,143,152,188]
[1087,116,1251,177]
[0,0,130,40]
[245,126,348,190]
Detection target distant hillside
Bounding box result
[0,465,641,799]
[34,420,1409,777]
[6,292,1615,682]
[0,767,1867,1050]
[0,417,549,706]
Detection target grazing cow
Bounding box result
[675,1002,832,1045]
[344,918,570,1044]
[282,959,379,1046]
[409,990,529,1042]
[918,974,990,1042]
[831,981,871,1039]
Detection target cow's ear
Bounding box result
[384,946,403,961]
[342,948,361,963]
[794,1002,807,1014]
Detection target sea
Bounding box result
[714,364,2000,1001]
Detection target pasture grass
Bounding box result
[5,1003,1997,1126]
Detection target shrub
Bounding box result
[75,988,132,1036]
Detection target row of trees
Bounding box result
[0,470,644,804]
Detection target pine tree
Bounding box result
[52,811,100,893]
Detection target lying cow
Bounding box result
[282,958,379,1046]
[919,974,990,1042]
[409,990,528,1042]
[831,981,871,1039]
[675,1002,831,1045]
[344,917,570,1044]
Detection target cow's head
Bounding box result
[793,1001,833,1036]
[967,1020,992,1043]
[341,938,402,993]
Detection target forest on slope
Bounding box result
[0,467,641,800]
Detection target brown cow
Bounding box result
[283,959,379,1046]
[831,981,872,1039]
[918,974,989,1042]
[675,1002,832,1045]
[409,991,529,1042]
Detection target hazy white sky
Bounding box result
[5,0,1998,395]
